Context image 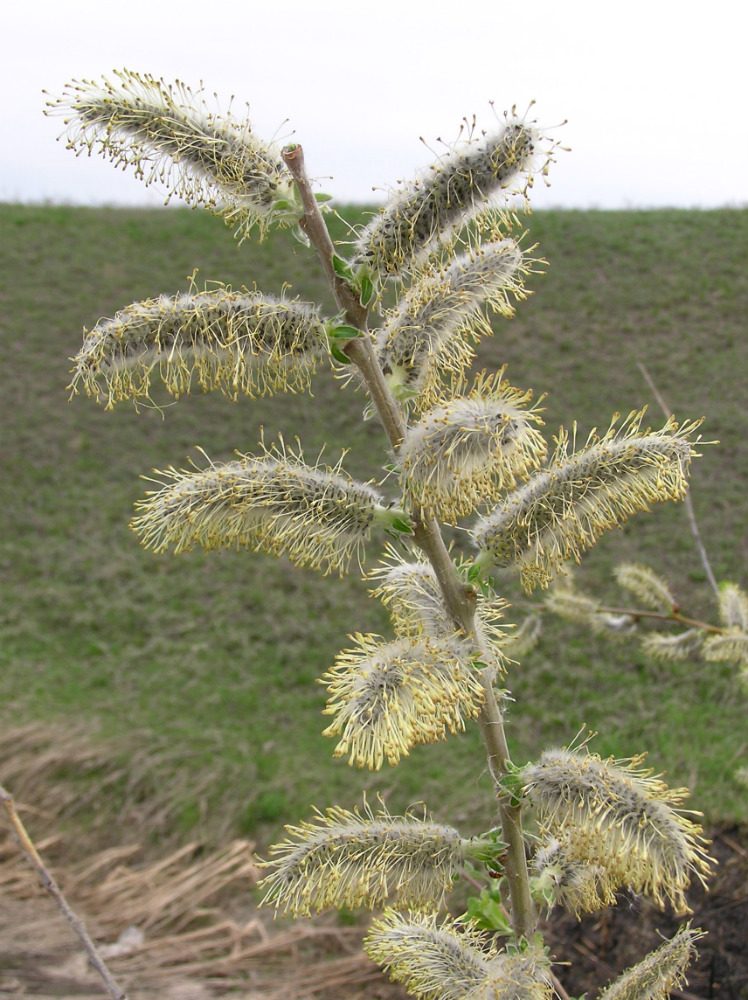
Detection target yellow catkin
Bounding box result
[396,371,546,522]
[597,926,703,1000]
[320,633,485,769]
[365,910,551,1000]
[130,438,385,576]
[367,545,508,677]
[354,115,550,276]
[472,411,702,592]
[375,242,529,405]
[522,748,713,914]
[613,564,677,613]
[46,69,296,238]
[531,835,618,918]
[258,802,468,916]
[69,286,328,408]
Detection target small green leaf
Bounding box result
[359,274,374,306]
[329,324,364,342]
[468,831,507,864]
[498,767,525,808]
[314,192,333,203]
[464,889,511,934]
[391,517,413,534]
[329,343,350,365]
[332,255,354,280]
[467,563,482,582]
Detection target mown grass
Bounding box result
[1,203,746,853]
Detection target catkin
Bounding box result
[396,372,546,521]
[47,70,294,238]
[472,412,701,592]
[522,748,713,913]
[69,288,328,407]
[598,926,703,1000]
[376,242,527,404]
[130,439,385,576]
[321,633,485,769]
[259,803,467,916]
[355,119,545,276]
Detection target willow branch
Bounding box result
[637,360,719,597]
[525,600,724,634]
[282,144,367,329]
[281,146,536,940]
[0,784,129,1000]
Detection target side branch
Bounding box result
[528,600,724,634]
[0,784,129,1000]
[637,360,719,598]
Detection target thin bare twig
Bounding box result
[0,783,129,1000]
[523,600,723,634]
[637,360,719,598]
[551,971,571,1000]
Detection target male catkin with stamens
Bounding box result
[130,440,390,576]
[70,287,328,407]
[354,118,548,277]
[46,69,298,237]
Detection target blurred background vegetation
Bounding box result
[1,203,746,854]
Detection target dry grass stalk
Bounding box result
[1,782,130,1000]
[76,840,260,934]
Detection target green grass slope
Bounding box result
[1,204,746,848]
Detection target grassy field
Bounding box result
[1,203,746,855]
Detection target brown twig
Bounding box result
[637,360,719,598]
[522,600,723,634]
[0,783,129,1000]
[551,971,571,1000]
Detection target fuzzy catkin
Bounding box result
[366,910,491,1000]
[355,119,544,276]
[258,803,467,916]
[531,835,618,917]
[130,440,385,576]
[47,70,294,238]
[613,564,677,613]
[640,629,704,662]
[522,748,713,913]
[702,630,748,665]
[597,926,703,1000]
[365,910,551,1000]
[321,633,485,769]
[472,412,701,592]
[716,582,748,631]
[376,242,526,404]
[368,548,508,676]
[69,288,328,408]
[396,373,546,521]
[544,588,637,639]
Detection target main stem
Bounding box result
[282,145,536,940]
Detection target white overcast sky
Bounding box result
[4,0,747,209]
